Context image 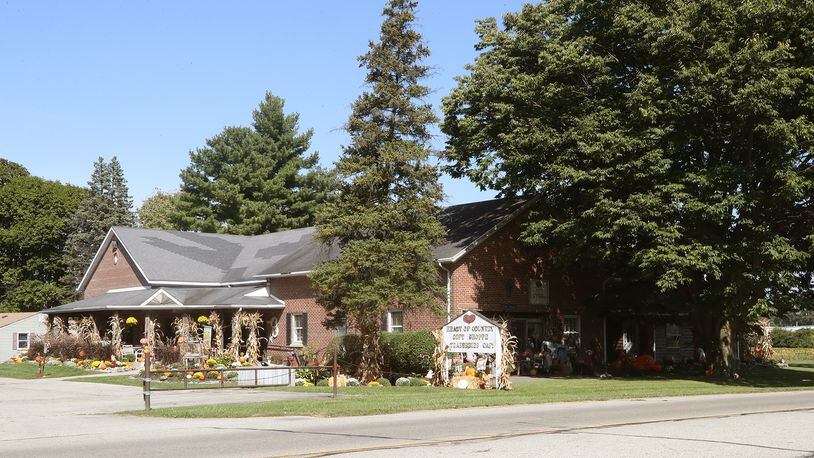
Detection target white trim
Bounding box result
[140,289,184,307]
[149,280,267,287]
[106,286,150,293]
[46,304,285,314]
[253,270,312,279]
[435,196,540,264]
[386,310,404,333]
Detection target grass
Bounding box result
[69,375,239,389]
[773,347,814,365]
[0,362,91,379]
[130,366,814,419]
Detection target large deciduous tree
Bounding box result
[63,156,136,290]
[138,189,180,230]
[310,0,446,381]
[0,160,87,311]
[442,0,814,373]
[175,92,335,235]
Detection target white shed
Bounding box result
[0,313,47,362]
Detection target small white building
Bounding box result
[0,313,47,362]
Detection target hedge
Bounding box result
[770,328,814,348]
[330,329,436,377]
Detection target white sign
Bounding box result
[439,310,505,389]
[442,312,499,354]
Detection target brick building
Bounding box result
[44,197,695,364]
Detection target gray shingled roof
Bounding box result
[45,286,284,314]
[86,197,530,287]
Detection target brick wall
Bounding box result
[83,236,147,299]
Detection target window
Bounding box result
[563,315,580,346]
[289,314,307,346]
[17,333,29,350]
[666,323,682,348]
[387,311,404,333]
[529,279,550,305]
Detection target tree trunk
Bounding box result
[693,312,740,377]
[358,325,382,383]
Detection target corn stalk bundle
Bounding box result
[227,310,243,359]
[146,315,160,347]
[497,319,517,391]
[172,314,199,343]
[430,329,450,387]
[67,317,80,337]
[241,311,264,362]
[753,318,774,362]
[107,314,124,358]
[78,316,101,343]
[208,311,224,356]
[51,316,66,337]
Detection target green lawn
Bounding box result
[69,375,239,389]
[0,362,91,379]
[130,366,814,419]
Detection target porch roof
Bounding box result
[43,286,284,315]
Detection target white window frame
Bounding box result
[563,315,581,346]
[17,333,29,350]
[289,314,306,346]
[665,323,682,348]
[386,311,404,333]
[529,279,550,305]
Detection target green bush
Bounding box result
[409,377,429,386]
[330,329,436,377]
[316,378,330,387]
[395,377,411,386]
[771,328,814,348]
[376,377,392,386]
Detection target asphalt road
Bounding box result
[1,376,813,457]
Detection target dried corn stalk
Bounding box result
[227,310,243,359]
[172,314,199,343]
[497,319,517,391]
[241,311,264,362]
[430,329,450,387]
[50,316,66,337]
[107,314,124,358]
[209,311,224,356]
[67,317,79,337]
[146,315,160,347]
[78,316,100,343]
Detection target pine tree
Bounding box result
[175,92,335,235]
[310,0,446,382]
[63,156,135,290]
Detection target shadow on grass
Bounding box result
[602,365,814,389]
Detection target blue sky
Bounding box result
[0,1,526,207]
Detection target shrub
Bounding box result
[346,377,360,386]
[381,330,435,375]
[25,337,46,359]
[153,338,181,365]
[409,377,429,386]
[330,330,436,377]
[316,378,330,387]
[771,328,814,348]
[395,377,411,387]
[376,377,391,386]
[295,378,307,386]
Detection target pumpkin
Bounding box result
[177,337,185,344]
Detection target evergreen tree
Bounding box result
[310,0,446,382]
[441,0,814,373]
[138,189,181,230]
[0,162,86,311]
[175,92,335,235]
[63,156,135,289]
